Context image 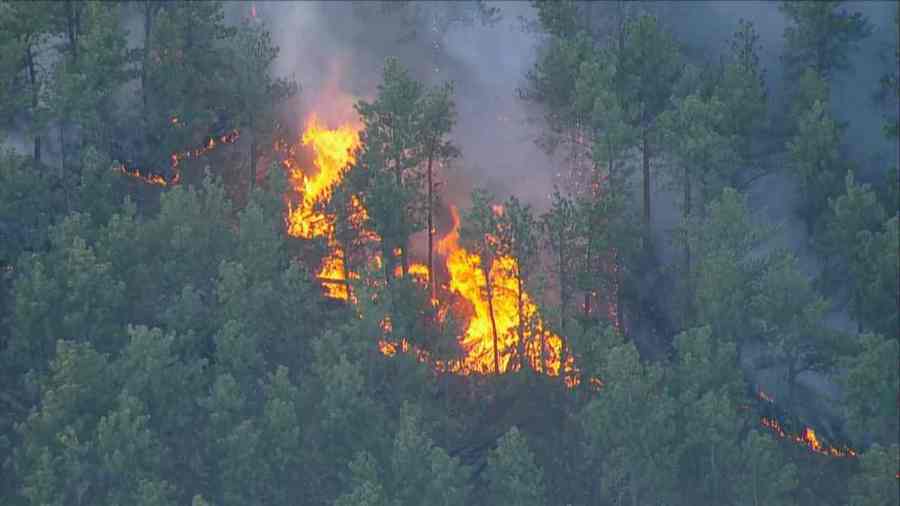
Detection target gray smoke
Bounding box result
[251,0,556,215]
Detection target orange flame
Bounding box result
[113,130,240,186]
[112,165,168,187]
[282,115,363,300]
[760,416,857,458]
[285,114,361,239]
[436,206,578,383]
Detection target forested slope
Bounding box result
[0,2,896,505]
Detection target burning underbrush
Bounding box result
[112,105,863,465]
[278,113,586,386]
[113,123,240,187]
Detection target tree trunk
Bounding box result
[26,43,41,164]
[684,165,693,324]
[142,4,153,111]
[249,113,257,192]
[59,123,69,211]
[393,156,409,278]
[516,274,526,370]
[642,129,651,229]
[66,0,78,62]
[427,151,435,299]
[382,241,393,288]
[710,442,718,504]
[483,262,501,374]
[558,244,569,383]
[340,240,352,301]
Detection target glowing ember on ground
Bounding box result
[757,388,858,459]
[112,165,168,186]
[113,130,240,186]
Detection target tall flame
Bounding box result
[437,206,578,384]
[283,114,362,300]
[286,114,361,239]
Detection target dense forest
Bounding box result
[0,1,897,505]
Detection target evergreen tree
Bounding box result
[356,57,426,281]
[780,1,872,81]
[485,427,546,506]
[819,171,886,329]
[841,333,899,445]
[616,14,682,232]
[734,430,799,506]
[581,342,678,506]
[460,188,503,374]
[229,18,297,192]
[0,1,54,163]
[786,97,845,232]
[751,253,838,406]
[847,444,900,506]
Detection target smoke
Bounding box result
[253,1,556,215]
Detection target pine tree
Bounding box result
[485,427,546,506]
[780,1,872,81]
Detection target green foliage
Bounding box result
[852,216,899,337]
[848,444,900,506]
[485,427,545,506]
[0,148,62,264]
[780,1,872,80]
[229,18,297,188]
[49,1,132,158]
[840,333,899,444]
[751,253,838,403]
[2,6,897,506]
[671,327,745,504]
[819,171,887,329]
[581,342,678,505]
[685,188,773,350]
[787,98,845,230]
[334,406,469,506]
[660,93,735,216]
[715,19,768,174]
[734,430,800,506]
[0,1,54,161]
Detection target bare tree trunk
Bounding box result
[141,4,154,111]
[516,275,526,370]
[684,165,693,324]
[427,151,435,299]
[59,124,69,211]
[26,43,41,164]
[393,157,409,278]
[340,240,352,301]
[558,245,569,383]
[249,138,257,191]
[483,262,501,374]
[642,129,651,229]
[65,0,78,62]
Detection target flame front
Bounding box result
[757,391,857,458]
[437,206,578,384]
[113,128,240,186]
[283,114,362,300]
[286,114,361,239]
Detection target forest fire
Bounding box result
[757,390,857,458]
[282,114,362,300]
[280,112,582,386]
[113,129,240,186]
[284,115,360,239]
[112,165,168,186]
[437,206,579,384]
